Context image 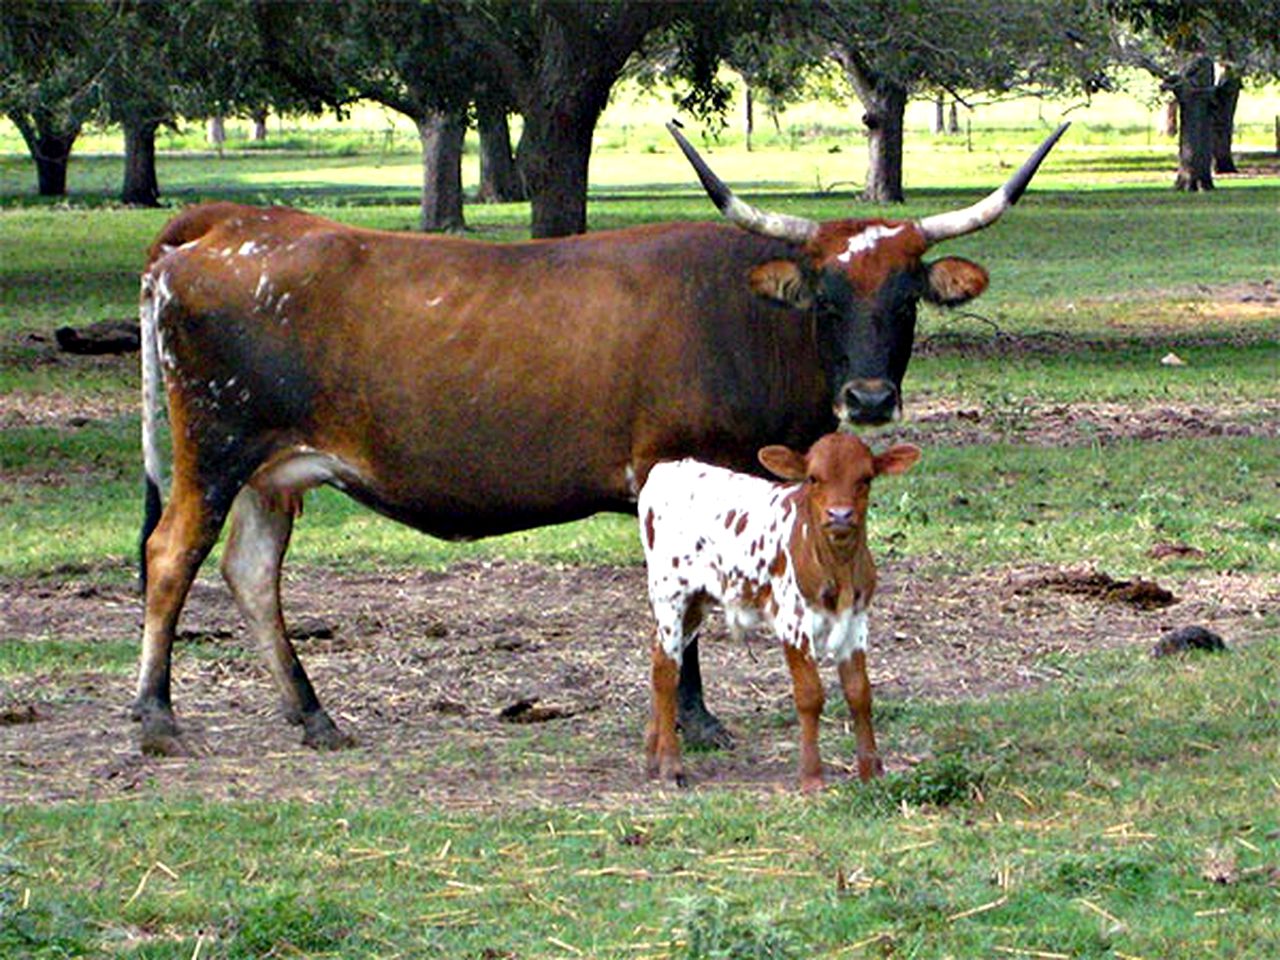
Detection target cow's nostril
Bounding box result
[842,380,898,424]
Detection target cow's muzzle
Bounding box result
[836,378,900,426]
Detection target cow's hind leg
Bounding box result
[134,478,230,756]
[221,487,355,750]
[677,638,735,750]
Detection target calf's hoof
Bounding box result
[677,707,735,751]
[658,765,688,789]
[799,774,826,794]
[301,711,357,750]
[856,755,885,782]
[645,756,688,789]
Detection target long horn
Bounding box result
[667,121,818,245]
[917,122,1070,246]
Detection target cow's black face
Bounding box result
[748,242,991,429]
[815,268,921,427]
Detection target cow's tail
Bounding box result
[137,206,249,591]
[138,263,167,592]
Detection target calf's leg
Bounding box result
[784,643,826,792]
[645,643,686,787]
[838,650,883,781]
[221,487,354,750]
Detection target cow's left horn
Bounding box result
[917,122,1070,246]
[667,121,818,245]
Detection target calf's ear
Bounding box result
[873,444,921,476]
[923,256,988,306]
[749,260,813,309]
[759,445,808,481]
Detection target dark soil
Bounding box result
[2,559,1273,810]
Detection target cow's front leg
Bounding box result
[784,643,826,792]
[221,487,355,750]
[676,638,734,749]
[837,649,883,782]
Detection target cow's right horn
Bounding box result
[917,122,1070,246]
[668,121,818,245]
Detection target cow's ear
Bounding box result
[749,260,813,309]
[873,444,921,477]
[758,444,808,481]
[924,256,988,306]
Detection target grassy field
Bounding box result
[0,99,1278,958]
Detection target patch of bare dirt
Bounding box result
[891,398,1280,447]
[0,331,135,430]
[1,560,1272,810]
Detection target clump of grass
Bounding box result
[886,753,989,808]
[669,894,802,960]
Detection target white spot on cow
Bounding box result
[237,241,262,257]
[425,295,444,307]
[836,224,905,263]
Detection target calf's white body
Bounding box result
[637,433,919,790]
[640,460,870,666]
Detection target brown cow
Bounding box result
[134,123,1068,755]
[639,433,919,790]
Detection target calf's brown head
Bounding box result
[669,121,1069,427]
[758,433,920,548]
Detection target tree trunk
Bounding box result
[1211,66,1240,175]
[11,113,80,197]
[1172,57,1215,192]
[207,115,226,150]
[862,83,908,203]
[476,104,524,203]
[745,85,755,152]
[520,109,597,238]
[933,95,945,135]
[415,110,466,232]
[450,2,669,238]
[252,108,269,142]
[948,101,960,135]
[832,45,908,203]
[1161,99,1178,137]
[122,117,161,206]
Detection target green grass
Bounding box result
[0,636,136,675]
[908,331,1280,407]
[3,639,1277,958]
[1,431,1274,579]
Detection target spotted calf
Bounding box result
[638,433,920,791]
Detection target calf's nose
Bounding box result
[825,506,856,529]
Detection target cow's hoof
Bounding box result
[280,701,305,726]
[301,711,356,750]
[139,713,190,757]
[678,708,734,750]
